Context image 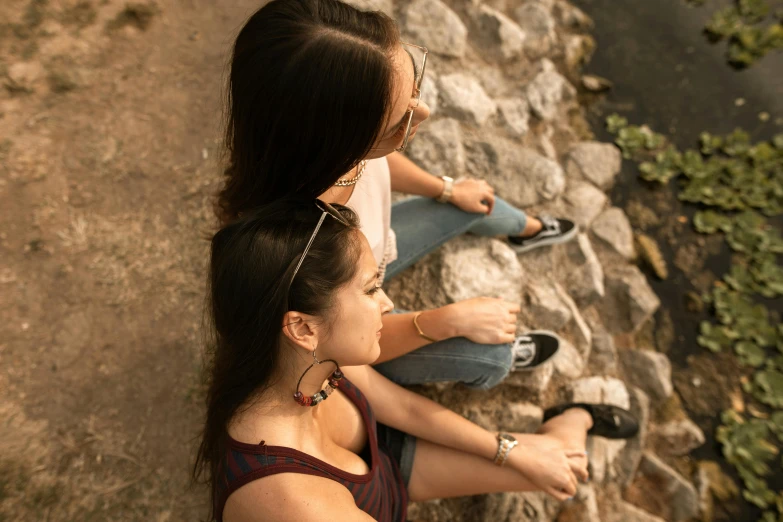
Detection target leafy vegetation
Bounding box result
[688,0,783,67]
[607,115,783,520]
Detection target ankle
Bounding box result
[564,407,594,431]
[519,217,542,238]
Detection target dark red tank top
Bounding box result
[216,378,408,522]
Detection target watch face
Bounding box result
[498,433,517,442]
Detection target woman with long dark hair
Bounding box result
[194,200,638,521]
[216,0,580,391]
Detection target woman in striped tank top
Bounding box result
[193,200,639,521]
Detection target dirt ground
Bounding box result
[0,1,262,520]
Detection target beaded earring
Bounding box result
[293,349,343,407]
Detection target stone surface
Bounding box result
[607,502,667,522]
[487,143,566,208]
[566,141,623,190]
[563,181,609,228]
[440,237,523,304]
[496,402,543,433]
[497,97,530,137]
[618,349,673,404]
[615,387,651,487]
[520,281,572,332]
[557,485,600,522]
[505,360,554,394]
[554,2,594,30]
[404,0,468,58]
[514,3,557,58]
[600,265,661,333]
[552,337,584,379]
[343,0,393,15]
[6,61,44,92]
[570,376,630,408]
[631,452,700,522]
[587,321,618,374]
[650,419,706,456]
[554,283,592,360]
[406,118,465,177]
[473,5,527,61]
[592,207,636,260]
[564,234,605,307]
[525,59,576,121]
[420,67,439,115]
[563,33,596,69]
[438,73,498,126]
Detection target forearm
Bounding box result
[387,151,443,197]
[374,309,458,364]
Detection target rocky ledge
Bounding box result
[350,0,714,521]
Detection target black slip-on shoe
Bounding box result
[543,403,640,439]
[511,331,560,371]
[508,215,577,254]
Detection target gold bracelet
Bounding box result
[413,312,438,343]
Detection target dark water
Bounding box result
[571,0,783,519]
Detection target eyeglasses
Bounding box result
[291,200,351,282]
[395,42,428,153]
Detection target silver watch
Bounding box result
[494,433,519,467]
[437,175,454,203]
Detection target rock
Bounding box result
[420,68,439,115]
[570,376,630,409]
[552,337,584,379]
[588,436,626,483]
[592,207,636,260]
[581,74,613,92]
[488,143,566,208]
[554,283,592,360]
[557,485,600,522]
[695,460,739,522]
[404,0,468,58]
[587,322,618,374]
[440,237,523,304]
[564,234,605,307]
[563,181,609,228]
[497,97,530,137]
[343,0,393,15]
[470,491,557,522]
[554,3,594,30]
[473,5,527,61]
[438,73,497,126]
[514,3,556,58]
[566,141,622,190]
[563,33,596,69]
[520,281,572,332]
[618,349,673,404]
[615,387,651,487]
[525,59,576,121]
[505,359,554,394]
[631,452,700,522]
[600,265,660,334]
[6,62,44,92]
[650,419,706,456]
[496,402,543,433]
[607,502,667,522]
[406,118,465,177]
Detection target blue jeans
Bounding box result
[373,197,529,390]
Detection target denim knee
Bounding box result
[462,342,514,390]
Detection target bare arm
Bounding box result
[375,308,457,363]
[387,151,444,197]
[224,473,375,522]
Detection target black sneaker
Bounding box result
[511,331,560,371]
[543,403,640,439]
[508,215,577,254]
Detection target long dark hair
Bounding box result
[217,0,400,224]
[193,199,362,519]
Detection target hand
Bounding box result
[505,439,588,501]
[442,297,519,345]
[449,178,495,214]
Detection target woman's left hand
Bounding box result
[448,178,495,214]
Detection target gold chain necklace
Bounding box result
[333,160,367,187]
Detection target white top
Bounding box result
[346,157,397,272]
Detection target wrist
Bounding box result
[417,307,459,340]
[437,176,454,203]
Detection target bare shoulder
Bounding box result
[223,472,374,522]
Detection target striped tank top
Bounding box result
[216,378,408,522]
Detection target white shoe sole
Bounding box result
[511,225,578,254]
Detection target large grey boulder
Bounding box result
[520,281,572,332]
[473,5,527,61]
[592,207,636,260]
[497,97,530,137]
[525,59,576,121]
[440,237,523,304]
[566,141,623,190]
[514,3,557,58]
[551,337,585,379]
[496,402,543,433]
[615,386,651,487]
[505,359,554,394]
[420,67,439,115]
[406,118,465,177]
[554,283,593,360]
[438,73,498,126]
[487,143,566,208]
[650,419,706,456]
[404,0,468,58]
[618,349,673,404]
[600,265,661,333]
[563,181,609,228]
[586,321,618,374]
[564,234,605,307]
[633,452,700,522]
